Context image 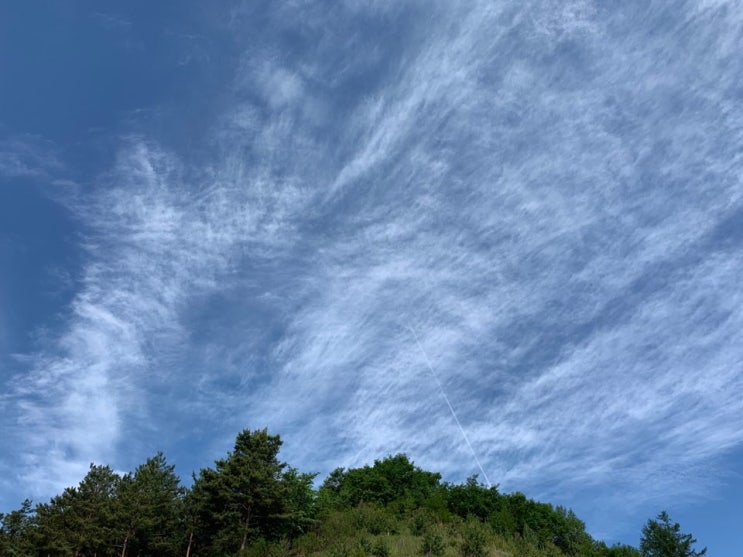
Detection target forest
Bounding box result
[0,428,705,557]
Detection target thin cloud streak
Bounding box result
[0,135,63,180]
[409,324,492,488]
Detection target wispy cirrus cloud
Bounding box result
[5,132,315,496]
[0,135,63,181]
[3,1,743,543]
[234,0,743,522]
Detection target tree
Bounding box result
[34,464,121,556]
[459,517,488,557]
[115,452,185,557]
[600,542,642,557]
[420,527,445,556]
[318,454,442,511]
[640,511,706,557]
[277,467,318,538]
[445,475,499,522]
[550,506,593,556]
[0,499,34,556]
[191,428,287,554]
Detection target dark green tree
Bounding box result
[639,512,706,557]
[34,464,121,556]
[277,467,318,538]
[0,499,34,556]
[459,517,488,557]
[600,542,642,557]
[420,526,445,556]
[318,454,442,511]
[190,428,287,554]
[115,452,185,557]
[550,506,592,556]
[181,487,203,557]
[445,475,499,521]
[34,496,76,556]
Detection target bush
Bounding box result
[460,520,488,557]
[353,503,396,535]
[294,532,323,554]
[329,542,348,557]
[420,528,446,556]
[268,538,293,557]
[410,509,436,536]
[242,537,269,557]
[320,510,358,540]
[371,538,391,557]
[357,536,375,554]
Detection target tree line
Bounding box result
[0,427,705,557]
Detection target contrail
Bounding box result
[407,325,492,488]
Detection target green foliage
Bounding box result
[358,535,374,554]
[328,541,350,557]
[317,509,359,541]
[550,506,593,556]
[446,475,500,522]
[294,531,324,554]
[371,537,391,557]
[420,527,445,556]
[277,467,319,538]
[242,536,295,557]
[191,428,287,554]
[640,512,706,557]
[116,452,185,556]
[0,499,34,556]
[243,536,270,557]
[2,425,690,557]
[34,464,121,556]
[352,503,397,535]
[329,539,368,557]
[318,454,442,512]
[600,542,642,557]
[410,509,433,536]
[459,518,488,557]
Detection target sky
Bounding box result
[1,1,741,553]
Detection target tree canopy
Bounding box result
[640,511,707,557]
[0,427,705,557]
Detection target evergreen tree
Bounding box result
[640,512,706,557]
[34,464,121,556]
[278,467,318,538]
[115,453,185,557]
[0,499,34,556]
[191,428,287,554]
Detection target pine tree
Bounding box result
[640,511,706,557]
[115,452,185,557]
[191,428,287,554]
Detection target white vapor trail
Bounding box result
[407,324,492,488]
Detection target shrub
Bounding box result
[371,538,391,557]
[420,528,446,556]
[353,503,396,535]
[411,510,435,536]
[460,520,488,557]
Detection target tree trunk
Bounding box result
[120,534,129,557]
[185,530,193,557]
[239,508,252,552]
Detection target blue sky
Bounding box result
[1,1,741,553]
